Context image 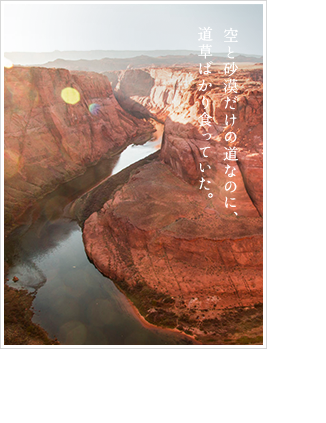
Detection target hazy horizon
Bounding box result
[4,48,263,67]
[2,3,263,55]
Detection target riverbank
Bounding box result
[71,162,262,344]
[4,282,58,346]
[4,122,198,346]
[108,276,263,345]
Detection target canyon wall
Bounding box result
[111,66,263,215]
[83,65,264,343]
[107,68,196,120]
[4,66,154,230]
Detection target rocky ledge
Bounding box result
[83,65,264,344]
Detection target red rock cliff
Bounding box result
[4,66,154,229]
[83,65,264,344]
[109,68,196,120]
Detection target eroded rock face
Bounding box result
[4,66,154,229]
[159,66,263,215]
[111,68,196,120]
[83,65,264,343]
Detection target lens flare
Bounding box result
[4,150,21,178]
[61,87,80,105]
[88,103,100,115]
[4,57,13,68]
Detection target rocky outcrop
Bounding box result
[4,66,154,230]
[159,66,264,215]
[83,65,264,344]
[109,68,196,120]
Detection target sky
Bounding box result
[2,2,263,55]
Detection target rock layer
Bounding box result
[83,65,264,343]
[4,66,154,230]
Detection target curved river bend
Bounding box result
[5,123,194,345]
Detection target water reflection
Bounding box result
[112,136,161,175]
[5,123,195,345]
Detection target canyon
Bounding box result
[4,66,154,233]
[4,63,263,344]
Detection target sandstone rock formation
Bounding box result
[4,66,154,231]
[109,68,196,120]
[83,65,264,344]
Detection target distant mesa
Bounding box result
[4,50,263,67]
[17,53,263,74]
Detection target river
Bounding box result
[4,122,194,345]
